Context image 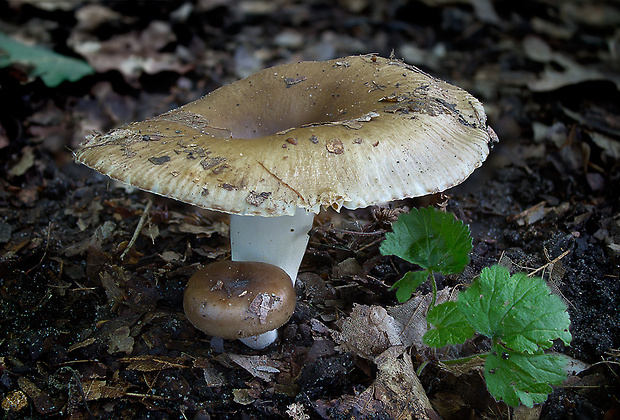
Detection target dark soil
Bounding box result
[1,1,619,419]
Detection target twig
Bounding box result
[124,392,171,401]
[121,199,152,260]
[26,222,53,274]
[355,237,383,253]
[329,227,387,236]
[527,249,571,277]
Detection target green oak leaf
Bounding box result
[458,265,571,354]
[391,270,429,302]
[380,207,472,275]
[423,301,475,347]
[485,343,568,407]
[0,32,94,87]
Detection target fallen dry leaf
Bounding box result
[333,346,438,419]
[227,353,281,381]
[332,304,402,360]
[387,288,455,349]
[107,326,134,355]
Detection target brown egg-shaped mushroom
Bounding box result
[183,260,295,340]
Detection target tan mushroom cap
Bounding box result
[75,54,497,216]
[183,260,296,339]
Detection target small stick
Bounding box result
[121,199,152,260]
[527,249,571,277]
[26,222,53,274]
[329,228,387,236]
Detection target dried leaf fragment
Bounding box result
[284,76,307,86]
[148,156,170,165]
[332,347,436,419]
[200,156,226,170]
[326,139,344,154]
[17,377,57,415]
[82,379,125,401]
[1,391,28,413]
[108,326,134,354]
[248,293,282,323]
[228,354,281,381]
[332,304,402,359]
[246,190,271,206]
[387,288,454,348]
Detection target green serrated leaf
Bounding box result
[423,301,475,347]
[459,265,572,354]
[380,207,472,275]
[485,343,567,407]
[391,270,429,302]
[0,32,94,87]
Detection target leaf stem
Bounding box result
[441,353,489,365]
[429,271,438,308]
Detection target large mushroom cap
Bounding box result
[183,260,295,339]
[75,54,497,216]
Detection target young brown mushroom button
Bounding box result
[74,54,498,348]
[183,260,295,347]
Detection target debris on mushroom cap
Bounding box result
[183,260,295,339]
[74,54,498,216]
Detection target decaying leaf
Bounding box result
[17,377,57,415]
[387,288,455,348]
[100,266,125,304]
[286,402,311,420]
[588,131,620,160]
[332,304,402,359]
[108,326,134,354]
[332,346,437,419]
[1,390,28,413]
[228,354,281,381]
[67,337,97,353]
[82,379,125,401]
[233,388,257,405]
[173,219,229,236]
[528,53,620,92]
[68,20,192,83]
[8,146,35,176]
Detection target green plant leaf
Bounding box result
[485,343,568,407]
[423,301,475,347]
[459,265,572,354]
[0,32,94,87]
[391,270,429,302]
[380,207,472,275]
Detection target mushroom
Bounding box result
[183,260,296,349]
[74,54,498,348]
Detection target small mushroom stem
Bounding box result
[230,208,315,285]
[230,208,314,349]
[239,329,278,349]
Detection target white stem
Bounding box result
[239,330,278,350]
[230,208,315,349]
[230,208,315,285]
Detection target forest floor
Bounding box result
[1,0,619,419]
